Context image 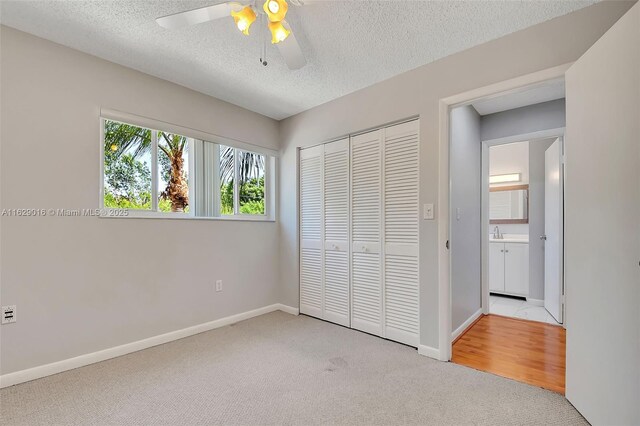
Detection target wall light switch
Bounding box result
[215,280,223,292]
[423,203,434,220]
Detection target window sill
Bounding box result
[98,210,275,222]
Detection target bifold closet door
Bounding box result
[350,129,384,336]
[299,140,350,326]
[383,120,419,347]
[301,120,419,347]
[299,145,323,318]
[323,138,350,326]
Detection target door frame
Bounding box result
[480,132,565,320]
[438,63,571,361]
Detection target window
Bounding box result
[219,146,266,216]
[103,121,153,210]
[101,117,273,220]
[219,145,235,216]
[158,132,190,213]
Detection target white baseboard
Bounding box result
[451,308,483,341]
[0,303,298,389]
[275,304,299,315]
[418,345,441,360]
[527,298,544,307]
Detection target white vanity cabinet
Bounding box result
[489,241,529,297]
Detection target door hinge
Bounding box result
[446,240,450,250]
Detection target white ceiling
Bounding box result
[472,79,565,115]
[0,1,595,120]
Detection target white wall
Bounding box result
[278,2,632,350]
[489,141,530,185]
[450,106,481,332]
[0,27,281,375]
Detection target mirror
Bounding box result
[490,184,528,224]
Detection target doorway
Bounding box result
[447,77,567,393]
[484,136,564,326]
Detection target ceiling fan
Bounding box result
[156,0,308,70]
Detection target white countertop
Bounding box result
[489,234,529,243]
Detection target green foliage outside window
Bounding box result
[220,177,265,215]
[103,120,190,212]
[103,151,152,209]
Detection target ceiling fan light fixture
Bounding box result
[268,20,290,44]
[263,0,288,22]
[231,6,256,35]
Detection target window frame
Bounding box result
[99,110,276,222]
[219,146,269,218]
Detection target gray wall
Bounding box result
[0,27,281,375]
[481,99,566,142]
[278,2,630,350]
[450,106,482,332]
[528,137,556,301]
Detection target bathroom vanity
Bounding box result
[489,235,529,297]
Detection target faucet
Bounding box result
[493,226,502,239]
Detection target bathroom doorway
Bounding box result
[484,136,564,326]
[447,78,567,393]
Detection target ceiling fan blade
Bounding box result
[277,21,306,70]
[156,2,243,30]
[289,0,323,5]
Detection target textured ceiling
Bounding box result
[0,1,596,120]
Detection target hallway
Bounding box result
[452,314,566,393]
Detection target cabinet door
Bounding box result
[489,243,505,292]
[504,243,529,296]
[323,138,350,326]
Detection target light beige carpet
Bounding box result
[1,311,586,425]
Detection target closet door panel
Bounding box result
[323,139,350,326]
[385,255,419,343]
[350,130,383,336]
[383,120,419,347]
[299,145,324,318]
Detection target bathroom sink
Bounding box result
[489,234,529,243]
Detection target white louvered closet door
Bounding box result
[323,139,350,326]
[383,120,420,346]
[350,129,384,336]
[300,145,324,318]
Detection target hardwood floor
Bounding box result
[452,314,566,394]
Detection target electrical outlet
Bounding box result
[2,305,16,324]
[215,280,223,292]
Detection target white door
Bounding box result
[299,145,323,318]
[350,129,383,336]
[544,139,563,322]
[504,243,529,296]
[323,138,350,326]
[565,3,639,424]
[489,243,505,292]
[383,120,420,346]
